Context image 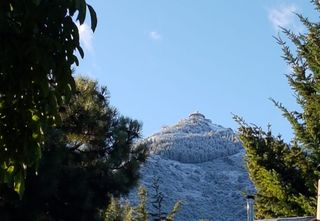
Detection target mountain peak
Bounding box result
[157,112,230,136]
[145,113,241,163]
[129,113,252,221]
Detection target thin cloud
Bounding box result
[149,31,162,40]
[268,4,299,31]
[78,23,94,52]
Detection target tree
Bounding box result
[234,119,315,218]
[104,187,148,221]
[0,77,147,221]
[149,178,181,221]
[104,179,182,221]
[235,0,320,218]
[0,0,97,195]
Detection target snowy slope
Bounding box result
[145,112,241,163]
[128,112,253,221]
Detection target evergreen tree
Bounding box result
[135,187,149,221]
[234,118,314,218]
[104,187,149,221]
[104,197,126,221]
[0,77,147,221]
[104,180,182,221]
[235,0,320,218]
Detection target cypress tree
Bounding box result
[235,0,320,218]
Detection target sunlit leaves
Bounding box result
[0,0,97,196]
[234,0,320,217]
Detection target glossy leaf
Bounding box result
[0,0,97,196]
[87,4,97,32]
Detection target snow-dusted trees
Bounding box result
[145,117,241,163]
[104,179,182,221]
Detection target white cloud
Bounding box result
[78,23,94,52]
[149,31,162,40]
[268,4,299,31]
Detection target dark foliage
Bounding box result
[0,0,97,195]
[0,78,147,221]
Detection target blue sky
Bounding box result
[77,1,317,141]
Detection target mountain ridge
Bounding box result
[144,112,242,163]
[129,112,253,221]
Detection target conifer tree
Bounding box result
[235,0,320,218]
[0,77,147,221]
[135,187,149,221]
[149,178,167,221]
[104,197,125,221]
[104,179,182,221]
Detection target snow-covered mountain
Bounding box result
[128,112,253,221]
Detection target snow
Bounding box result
[127,113,254,221]
[144,113,240,164]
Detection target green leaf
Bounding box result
[14,172,25,198]
[72,55,79,66]
[76,0,87,24]
[32,114,40,122]
[87,4,97,32]
[32,132,39,139]
[0,0,98,198]
[77,45,84,58]
[34,142,42,168]
[7,165,14,174]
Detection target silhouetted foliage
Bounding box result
[0,77,147,221]
[0,0,97,195]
